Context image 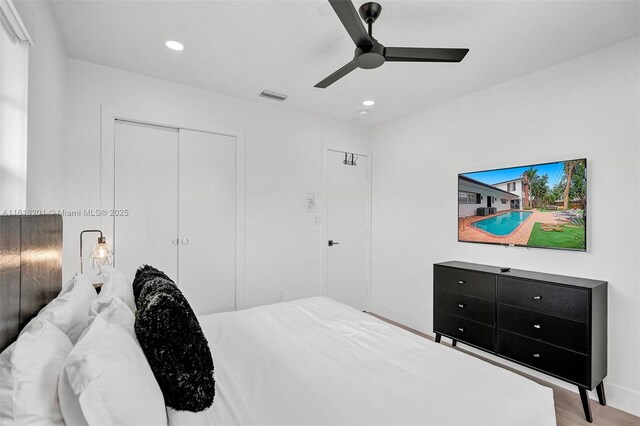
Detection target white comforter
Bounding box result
[169,297,556,425]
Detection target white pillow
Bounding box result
[0,317,73,425]
[98,265,136,313]
[59,297,166,426]
[39,273,96,343]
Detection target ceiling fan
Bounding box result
[315,0,469,88]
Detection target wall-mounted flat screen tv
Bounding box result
[458,159,586,251]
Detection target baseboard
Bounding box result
[368,302,640,417]
[368,300,430,336]
[458,343,640,417]
[605,382,640,417]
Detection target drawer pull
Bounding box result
[458,327,464,332]
[458,303,465,308]
[533,295,542,300]
[533,353,541,358]
[458,280,465,284]
[533,324,541,329]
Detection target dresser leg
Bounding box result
[435,333,441,343]
[451,339,457,347]
[579,387,593,423]
[596,381,606,406]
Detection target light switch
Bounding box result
[305,193,316,212]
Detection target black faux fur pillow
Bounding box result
[132,264,172,302]
[133,265,215,412]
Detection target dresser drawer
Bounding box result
[435,290,495,325]
[498,331,589,386]
[435,266,495,301]
[498,304,589,353]
[498,277,589,322]
[434,311,495,352]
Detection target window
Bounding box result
[0,0,31,211]
[501,198,507,204]
[459,191,479,204]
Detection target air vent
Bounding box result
[259,90,287,102]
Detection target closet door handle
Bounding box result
[182,238,190,245]
[172,238,179,245]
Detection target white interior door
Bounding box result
[178,129,236,315]
[326,149,370,311]
[114,120,179,282]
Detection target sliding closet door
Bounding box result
[178,129,236,315]
[114,121,179,282]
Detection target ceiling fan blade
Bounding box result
[329,0,373,47]
[314,60,358,88]
[385,47,469,63]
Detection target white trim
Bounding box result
[100,104,247,310]
[458,343,640,416]
[368,301,429,334]
[367,304,640,416]
[0,0,32,44]
[321,141,372,311]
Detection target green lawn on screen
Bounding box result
[527,222,585,249]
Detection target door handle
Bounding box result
[328,240,339,247]
[182,238,189,245]
[172,238,179,245]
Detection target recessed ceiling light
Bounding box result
[165,40,184,51]
[362,100,375,106]
[358,110,369,115]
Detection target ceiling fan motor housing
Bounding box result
[354,40,385,69]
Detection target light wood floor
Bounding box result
[368,313,639,426]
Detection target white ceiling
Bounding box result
[50,0,640,127]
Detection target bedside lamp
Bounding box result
[80,230,114,280]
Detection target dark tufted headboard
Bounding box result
[0,214,62,352]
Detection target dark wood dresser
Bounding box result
[433,261,607,423]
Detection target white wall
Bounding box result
[62,59,370,308]
[370,37,640,415]
[13,0,67,209]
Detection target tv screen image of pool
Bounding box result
[458,159,586,251]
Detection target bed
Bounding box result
[171,297,556,425]
[0,217,556,425]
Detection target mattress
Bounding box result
[169,297,556,425]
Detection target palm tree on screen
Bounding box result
[562,160,581,210]
[521,168,538,209]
